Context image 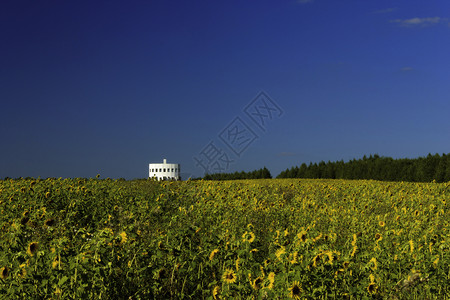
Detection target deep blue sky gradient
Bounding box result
[1,0,449,179]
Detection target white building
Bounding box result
[149,158,180,180]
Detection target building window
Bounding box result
[159,168,162,172]
[171,168,174,172]
[163,168,166,172]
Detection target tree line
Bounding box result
[202,167,272,180]
[277,153,450,182]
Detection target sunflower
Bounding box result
[158,241,165,250]
[212,285,220,300]
[367,282,377,294]
[119,231,127,244]
[375,233,383,244]
[350,234,358,257]
[104,228,114,235]
[44,218,55,227]
[222,268,237,284]
[20,216,29,225]
[342,261,350,269]
[0,267,8,280]
[259,265,265,279]
[209,249,219,261]
[288,281,302,299]
[398,272,422,291]
[39,207,46,219]
[367,274,377,295]
[334,269,344,278]
[313,233,322,242]
[242,231,255,243]
[27,242,38,256]
[251,276,263,290]
[351,234,357,246]
[52,259,59,269]
[157,268,167,279]
[409,240,414,254]
[55,287,62,295]
[433,256,439,268]
[289,251,298,264]
[275,246,286,261]
[312,252,323,267]
[323,250,334,265]
[369,257,377,271]
[19,264,27,278]
[267,272,275,289]
[297,230,307,243]
[379,221,385,227]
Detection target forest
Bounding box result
[277,153,450,182]
[201,153,450,182]
[202,167,272,180]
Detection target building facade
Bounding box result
[149,158,180,180]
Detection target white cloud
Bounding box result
[373,7,397,14]
[390,17,444,27]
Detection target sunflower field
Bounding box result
[0,177,449,299]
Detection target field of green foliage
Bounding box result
[0,177,449,299]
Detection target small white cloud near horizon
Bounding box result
[373,7,397,14]
[390,17,444,27]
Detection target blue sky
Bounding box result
[1,0,449,179]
